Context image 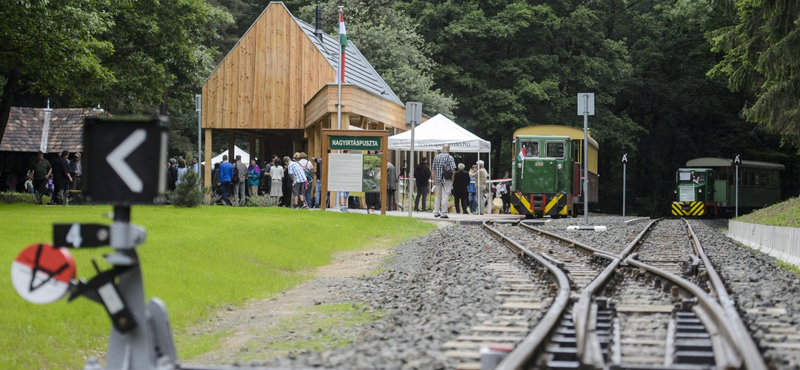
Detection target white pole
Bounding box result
[408,117,415,217]
[622,161,626,217]
[735,163,739,218]
[583,95,589,224]
[196,94,202,189]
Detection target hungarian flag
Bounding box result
[517,146,526,162]
[337,10,347,84]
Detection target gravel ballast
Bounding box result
[211,217,799,370]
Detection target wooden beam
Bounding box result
[204,129,213,188]
[249,135,256,162]
[228,131,235,161]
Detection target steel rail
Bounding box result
[572,218,662,367]
[683,219,767,370]
[624,253,742,369]
[481,221,572,370]
[519,222,619,260]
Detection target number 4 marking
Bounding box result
[66,224,82,248]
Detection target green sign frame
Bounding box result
[329,136,381,150]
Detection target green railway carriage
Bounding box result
[510,126,599,218]
[671,157,784,217]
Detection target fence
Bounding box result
[727,221,800,267]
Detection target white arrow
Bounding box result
[106,129,146,192]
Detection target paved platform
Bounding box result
[321,206,526,224]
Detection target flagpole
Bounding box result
[335,6,343,209]
[336,6,343,131]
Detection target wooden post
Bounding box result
[249,135,256,162]
[204,129,213,188]
[227,130,235,160]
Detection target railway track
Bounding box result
[480,218,766,370]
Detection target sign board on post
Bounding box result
[82,116,169,205]
[405,102,422,217]
[321,129,389,215]
[578,93,595,116]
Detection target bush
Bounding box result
[0,192,38,204]
[203,186,221,206]
[168,168,203,207]
[246,194,280,207]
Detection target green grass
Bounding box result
[0,203,434,369]
[735,197,800,227]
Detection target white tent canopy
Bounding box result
[202,145,249,165]
[387,114,490,153]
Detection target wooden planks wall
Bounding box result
[202,3,337,130]
[303,84,407,130]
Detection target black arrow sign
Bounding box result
[54,223,110,248]
[82,116,169,205]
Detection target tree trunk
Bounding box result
[0,70,21,147]
[160,85,170,115]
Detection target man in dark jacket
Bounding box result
[414,157,431,211]
[51,150,72,204]
[452,163,470,214]
[167,158,178,192]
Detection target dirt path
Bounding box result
[183,247,391,366]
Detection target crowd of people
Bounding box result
[205,152,326,208]
[13,150,83,204]
[410,144,510,217]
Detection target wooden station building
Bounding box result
[201,2,410,187]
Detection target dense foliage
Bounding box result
[3,0,799,215]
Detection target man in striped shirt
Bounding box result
[432,145,456,218]
[287,158,309,209]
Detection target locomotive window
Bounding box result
[546,142,565,158]
[679,171,691,181]
[521,141,539,158]
[695,172,706,182]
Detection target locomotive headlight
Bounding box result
[517,162,522,168]
[699,189,702,193]
[557,164,562,170]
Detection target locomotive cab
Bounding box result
[672,168,717,216]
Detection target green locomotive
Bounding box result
[510,126,599,218]
[672,157,784,217]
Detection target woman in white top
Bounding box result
[269,158,284,199]
[175,158,187,186]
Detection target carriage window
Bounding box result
[521,141,539,158]
[546,142,565,158]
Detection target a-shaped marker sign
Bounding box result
[82,116,168,205]
[11,244,76,304]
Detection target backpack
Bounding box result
[442,161,454,180]
[304,168,313,182]
[232,165,239,183]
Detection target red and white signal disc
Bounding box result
[11,244,76,304]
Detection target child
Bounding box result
[24,178,34,194]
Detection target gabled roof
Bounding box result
[0,107,101,153]
[206,2,403,106]
[292,12,404,106]
[0,108,44,152]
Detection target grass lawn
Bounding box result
[0,203,435,369]
[735,197,800,228]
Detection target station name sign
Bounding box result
[329,136,381,150]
